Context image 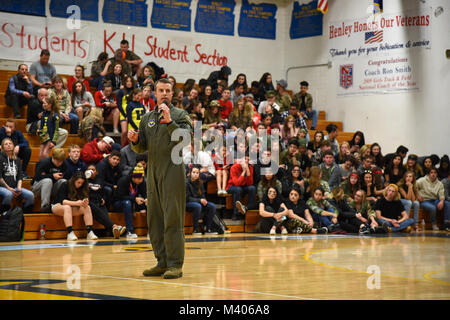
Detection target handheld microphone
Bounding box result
[159,100,170,123]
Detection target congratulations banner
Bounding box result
[328,9,432,96]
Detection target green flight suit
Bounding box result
[131,105,192,269]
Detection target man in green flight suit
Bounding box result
[128,78,192,279]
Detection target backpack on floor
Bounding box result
[0,207,25,242]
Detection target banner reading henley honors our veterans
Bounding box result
[328,9,432,96]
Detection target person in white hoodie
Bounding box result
[416,167,450,231]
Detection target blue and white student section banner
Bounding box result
[328,8,432,96]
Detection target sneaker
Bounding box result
[381,222,392,233]
[432,224,439,231]
[269,227,276,235]
[87,230,98,240]
[113,128,120,135]
[294,227,303,234]
[402,226,412,233]
[113,225,126,239]
[67,231,78,241]
[281,227,288,235]
[205,229,218,235]
[192,228,202,235]
[235,201,247,215]
[327,224,338,233]
[317,227,328,234]
[126,232,138,239]
[359,225,371,235]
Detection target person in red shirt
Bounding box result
[140,85,155,112]
[67,65,90,94]
[80,136,114,166]
[226,153,257,220]
[94,81,120,135]
[219,87,233,124]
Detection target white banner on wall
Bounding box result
[0,12,235,78]
[328,9,432,96]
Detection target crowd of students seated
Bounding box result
[2,42,449,240]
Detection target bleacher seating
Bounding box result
[3,68,440,240]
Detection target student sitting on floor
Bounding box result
[374,184,415,233]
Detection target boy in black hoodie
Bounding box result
[95,150,122,208]
[64,144,87,180]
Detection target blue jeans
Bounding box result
[226,185,256,216]
[400,199,420,224]
[378,218,415,232]
[60,112,79,134]
[0,187,34,208]
[113,200,134,233]
[186,201,216,230]
[305,109,318,129]
[315,208,335,227]
[420,199,450,224]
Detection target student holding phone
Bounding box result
[51,171,98,241]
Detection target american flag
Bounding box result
[365,30,383,44]
[317,0,328,14]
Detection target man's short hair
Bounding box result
[320,140,331,148]
[136,153,148,163]
[120,40,129,46]
[18,64,27,70]
[52,148,66,161]
[428,167,438,174]
[40,49,50,56]
[300,81,309,87]
[102,80,113,89]
[5,118,16,126]
[326,123,338,133]
[290,102,299,109]
[323,150,334,158]
[68,144,80,152]
[362,154,374,162]
[109,150,121,159]
[288,138,299,147]
[155,78,173,90]
[396,145,409,154]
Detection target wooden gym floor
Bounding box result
[0,232,449,300]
